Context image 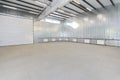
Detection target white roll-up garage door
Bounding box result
[0,14,33,46]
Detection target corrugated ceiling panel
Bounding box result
[100,0,111,6]
[75,0,93,10]
[86,0,102,8]
[113,0,120,4]
[7,0,45,9]
[61,7,81,15]
[66,4,84,12]
[0,1,40,13]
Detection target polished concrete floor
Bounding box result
[0,42,120,80]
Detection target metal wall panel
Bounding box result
[105,40,120,47]
[63,4,120,40]
[34,4,120,47]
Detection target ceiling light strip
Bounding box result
[35,1,47,6]
[2,5,17,10]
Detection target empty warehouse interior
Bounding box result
[0,0,120,80]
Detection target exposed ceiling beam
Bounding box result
[0,6,38,16]
[0,2,40,13]
[82,0,97,10]
[1,0,42,11]
[96,0,105,9]
[64,6,83,14]
[37,0,72,20]
[17,0,44,8]
[110,0,115,6]
[70,1,89,12]
[48,0,53,2]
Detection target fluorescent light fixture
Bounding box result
[66,21,79,29]
[29,11,38,14]
[35,1,47,6]
[87,8,92,11]
[57,9,65,13]
[53,12,63,16]
[50,14,64,18]
[45,18,61,24]
[3,5,17,10]
[73,0,80,4]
